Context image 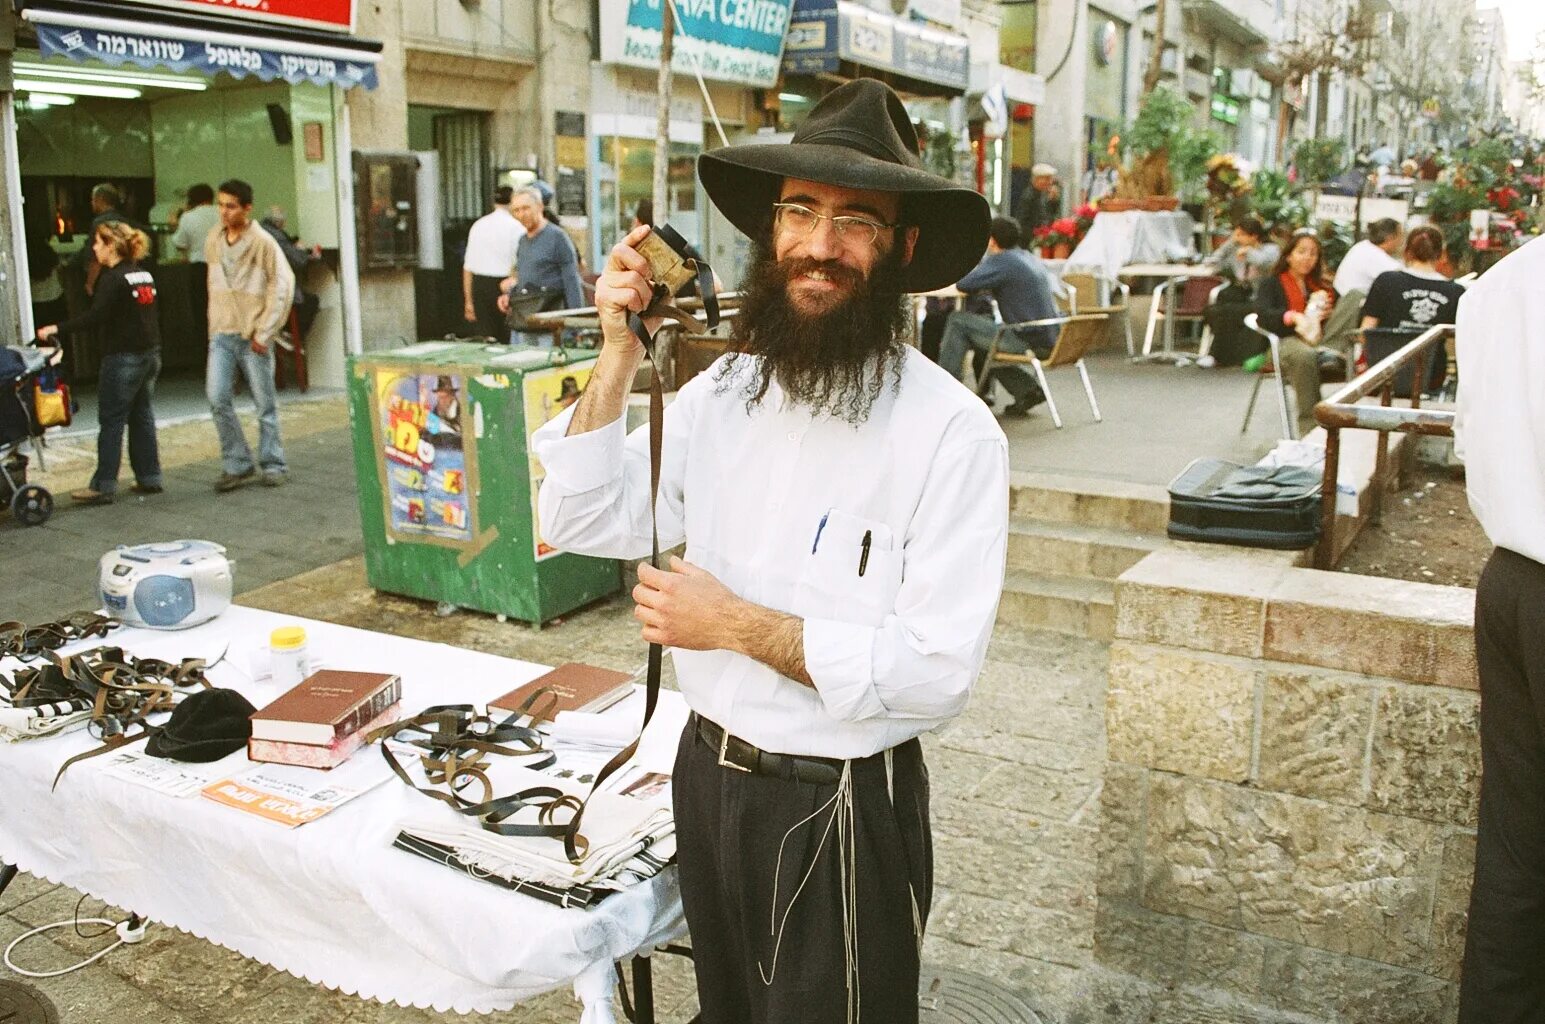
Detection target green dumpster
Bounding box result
[347,341,620,625]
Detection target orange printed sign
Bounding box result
[201,780,332,828]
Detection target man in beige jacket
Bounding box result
[205,178,295,490]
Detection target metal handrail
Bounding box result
[1310,323,1455,569]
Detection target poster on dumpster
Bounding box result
[374,369,479,548]
[524,361,596,561]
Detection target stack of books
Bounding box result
[248,669,402,769]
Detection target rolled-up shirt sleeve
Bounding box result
[802,433,1009,723]
[532,371,698,560]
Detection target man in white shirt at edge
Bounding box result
[531,79,1008,1024]
[1332,217,1404,299]
[1453,235,1545,1024]
[461,185,521,340]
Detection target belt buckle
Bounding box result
[717,729,753,773]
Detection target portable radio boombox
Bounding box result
[98,541,233,630]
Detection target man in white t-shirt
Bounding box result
[173,183,221,344]
[461,186,521,339]
[1332,218,1403,299]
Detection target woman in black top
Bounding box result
[36,221,163,505]
[1360,226,1466,333]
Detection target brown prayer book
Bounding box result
[250,670,402,746]
[487,663,633,722]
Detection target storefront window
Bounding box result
[597,137,702,245]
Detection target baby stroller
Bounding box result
[1,345,66,527]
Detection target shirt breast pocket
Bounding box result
[797,509,903,628]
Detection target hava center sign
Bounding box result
[599,0,795,88]
[112,0,355,33]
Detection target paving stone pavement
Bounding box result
[1,395,1330,1023]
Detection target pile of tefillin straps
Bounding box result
[0,612,215,784]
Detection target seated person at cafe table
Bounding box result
[1203,216,1280,366]
[1255,229,1357,437]
[937,217,1059,416]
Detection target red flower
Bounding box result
[1075,203,1099,221]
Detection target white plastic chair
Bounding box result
[1241,312,1295,440]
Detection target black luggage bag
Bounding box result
[1166,458,1323,550]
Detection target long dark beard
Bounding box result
[715,237,909,425]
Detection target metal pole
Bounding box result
[1372,383,1391,526]
[2,97,34,344]
[652,2,674,224]
[631,955,656,1024]
[1317,426,1341,570]
[336,93,364,358]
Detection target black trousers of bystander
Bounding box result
[672,721,932,1024]
[1460,546,1545,1024]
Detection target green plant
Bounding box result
[1170,128,1223,202]
[1122,85,1192,159]
[1315,220,1354,272]
[1248,168,1309,230]
[1459,137,1513,189]
[1293,138,1348,193]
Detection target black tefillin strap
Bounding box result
[577,228,718,859]
[625,224,720,353]
[0,612,120,663]
[372,701,594,862]
[378,234,719,865]
[27,645,217,787]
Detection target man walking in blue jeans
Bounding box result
[204,179,294,491]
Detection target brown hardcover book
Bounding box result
[487,663,633,722]
[248,702,403,769]
[251,670,402,746]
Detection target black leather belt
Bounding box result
[693,714,843,786]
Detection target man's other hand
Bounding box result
[633,556,738,651]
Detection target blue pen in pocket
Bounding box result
[812,511,830,553]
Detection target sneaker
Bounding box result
[215,469,256,493]
[261,471,288,488]
[130,482,163,495]
[70,487,113,505]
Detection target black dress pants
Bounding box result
[672,722,932,1024]
[469,274,507,341]
[1460,547,1545,1023]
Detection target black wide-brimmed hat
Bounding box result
[146,688,256,763]
[698,78,990,293]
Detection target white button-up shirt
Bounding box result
[532,349,1009,759]
[1456,236,1545,566]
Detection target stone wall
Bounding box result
[1098,545,1479,1022]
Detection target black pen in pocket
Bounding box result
[859,530,871,577]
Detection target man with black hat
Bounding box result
[532,79,1008,1023]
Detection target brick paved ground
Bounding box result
[0,396,1312,1024]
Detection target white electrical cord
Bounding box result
[4,915,147,978]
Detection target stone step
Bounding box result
[1009,470,1170,535]
[1007,517,1164,580]
[999,568,1116,642]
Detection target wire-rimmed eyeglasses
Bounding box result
[772,202,898,247]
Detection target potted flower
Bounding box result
[1034,217,1081,259]
[1074,202,1098,239]
[1107,85,1193,210]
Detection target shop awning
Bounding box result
[20,1,382,89]
[784,0,969,94]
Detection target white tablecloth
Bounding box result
[1064,210,1197,279]
[0,605,687,1020]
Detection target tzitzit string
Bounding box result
[757,762,862,1024]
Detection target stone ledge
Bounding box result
[1117,547,1477,690]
